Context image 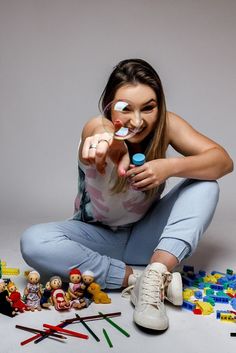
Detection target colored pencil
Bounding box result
[98,312,130,337]
[76,314,100,342]
[103,328,113,348]
[63,311,121,324]
[43,323,89,339]
[16,325,66,339]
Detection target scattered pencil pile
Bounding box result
[16,311,130,347]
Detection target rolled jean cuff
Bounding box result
[104,258,126,289]
[155,237,191,262]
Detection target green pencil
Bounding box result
[98,312,130,337]
[103,328,113,348]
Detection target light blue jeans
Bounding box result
[20,179,219,289]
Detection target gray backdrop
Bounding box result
[0,0,235,226]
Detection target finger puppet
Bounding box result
[0,279,17,317]
[7,281,27,312]
[24,270,42,311]
[87,282,111,304]
[50,276,71,310]
[40,281,52,308]
[68,269,86,309]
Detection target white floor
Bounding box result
[0,216,236,353]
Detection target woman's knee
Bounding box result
[198,180,220,205]
[20,223,53,261]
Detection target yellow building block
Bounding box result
[183,289,194,300]
[2,268,20,275]
[203,275,217,284]
[220,313,236,323]
[196,301,214,315]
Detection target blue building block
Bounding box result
[216,310,230,319]
[211,270,226,276]
[182,300,196,311]
[210,284,224,291]
[203,296,215,306]
[231,298,236,310]
[209,295,229,303]
[199,270,206,277]
[194,291,203,299]
[183,265,195,273]
[182,276,195,287]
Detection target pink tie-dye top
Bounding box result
[73,158,159,228]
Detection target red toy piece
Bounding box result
[7,281,27,312]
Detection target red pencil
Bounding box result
[43,324,89,339]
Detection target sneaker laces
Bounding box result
[121,270,172,302]
[140,270,172,308]
[121,284,134,298]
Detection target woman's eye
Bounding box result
[142,105,155,112]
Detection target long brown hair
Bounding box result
[99,59,168,198]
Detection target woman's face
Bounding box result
[113,83,158,143]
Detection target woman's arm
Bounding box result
[126,112,233,192]
[167,112,234,180]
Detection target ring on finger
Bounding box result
[89,143,97,149]
[98,139,110,145]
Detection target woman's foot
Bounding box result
[130,262,182,331]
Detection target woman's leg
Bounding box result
[124,179,220,330]
[20,220,130,289]
[123,179,220,268]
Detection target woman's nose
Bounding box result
[129,111,143,128]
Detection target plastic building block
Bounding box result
[199,270,206,277]
[182,276,195,287]
[0,260,20,278]
[196,302,214,315]
[205,288,214,296]
[210,284,224,291]
[203,275,217,284]
[203,296,215,306]
[193,308,202,315]
[182,300,196,311]
[183,265,195,273]
[226,269,234,276]
[220,313,236,323]
[183,289,194,300]
[194,291,203,299]
[211,270,225,276]
[216,310,229,319]
[230,298,236,310]
[209,295,229,303]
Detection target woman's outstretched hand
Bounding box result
[81,121,130,176]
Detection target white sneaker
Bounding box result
[128,269,143,286]
[166,272,183,306]
[124,267,183,306]
[131,263,171,330]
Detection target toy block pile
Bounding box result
[182,266,236,323]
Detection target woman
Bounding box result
[21,59,233,331]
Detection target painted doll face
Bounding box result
[0,281,6,292]
[28,272,40,284]
[7,283,16,293]
[45,281,51,290]
[82,275,94,285]
[50,278,62,289]
[70,274,81,284]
